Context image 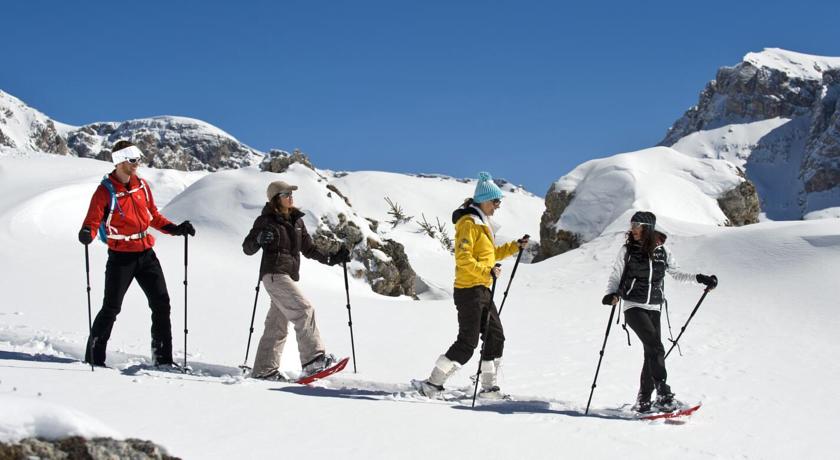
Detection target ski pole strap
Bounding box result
[618,301,631,346]
[663,299,681,356]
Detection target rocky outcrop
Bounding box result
[661,62,822,145]
[802,69,840,197]
[358,238,417,298]
[0,436,179,460]
[33,120,69,155]
[534,186,580,261]
[717,180,761,226]
[90,117,259,171]
[661,49,840,218]
[310,211,417,298]
[1,90,260,171]
[260,148,315,173]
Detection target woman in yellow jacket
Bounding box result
[416,172,528,399]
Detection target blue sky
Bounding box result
[3,0,838,194]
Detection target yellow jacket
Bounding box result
[454,211,520,289]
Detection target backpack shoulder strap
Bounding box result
[98,176,122,242]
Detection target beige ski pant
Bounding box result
[251,273,325,375]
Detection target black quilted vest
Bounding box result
[619,242,668,305]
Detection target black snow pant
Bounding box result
[85,249,173,366]
[444,286,504,365]
[624,307,667,399]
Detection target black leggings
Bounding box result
[86,249,172,365]
[444,286,505,365]
[624,307,667,397]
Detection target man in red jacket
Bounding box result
[78,140,195,368]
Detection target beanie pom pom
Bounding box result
[478,171,492,182]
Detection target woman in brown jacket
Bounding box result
[242,180,350,380]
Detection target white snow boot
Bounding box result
[417,355,460,398]
[477,359,508,400]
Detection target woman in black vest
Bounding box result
[602,211,717,412]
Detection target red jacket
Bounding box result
[82,172,173,252]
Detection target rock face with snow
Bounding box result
[260,148,316,173]
[0,90,260,171]
[660,48,840,218]
[537,147,747,260]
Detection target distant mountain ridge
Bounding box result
[0,90,260,171]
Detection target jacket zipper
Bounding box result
[645,258,653,304]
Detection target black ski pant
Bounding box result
[444,286,504,365]
[86,249,173,365]
[624,307,667,399]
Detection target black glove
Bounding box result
[328,247,351,266]
[601,293,618,305]
[696,274,718,289]
[256,230,275,247]
[78,227,94,245]
[163,221,196,236]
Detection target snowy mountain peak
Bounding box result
[121,115,242,143]
[0,89,261,171]
[660,49,840,219]
[743,48,840,81]
[0,90,75,154]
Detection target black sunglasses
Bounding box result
[127,158,141,164]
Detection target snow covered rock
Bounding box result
[0,89,261,171]
[260,148,316,173]
[661,48,840,218]
[537,147,747,260]
[0,90,73,154]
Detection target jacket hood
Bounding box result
[451,205,483,225]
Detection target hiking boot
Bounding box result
[633,400,652,413]
[302,353,337,376]
[85,336,107,367]
[154,362,187,373]
[654,381,676,410]
[151,339,174,367]
[478,385,509,400]
[252,369,290,382]
[633,387,653,413]
[415,379,445,398]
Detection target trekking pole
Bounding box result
[240,270,262,373]
[665,287,711,359]
[497,235,528,317]
[182,235,189,372]
[84,245,94,372]
[585,303,617,415]
[471,263,502,408]
[663,299,681,357]
[343,260,357,373]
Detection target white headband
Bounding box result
[112,145,144,165]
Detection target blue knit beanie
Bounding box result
[473,172,505,204]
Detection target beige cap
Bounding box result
[266,180,298,201]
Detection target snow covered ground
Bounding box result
[1,153,839,458]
